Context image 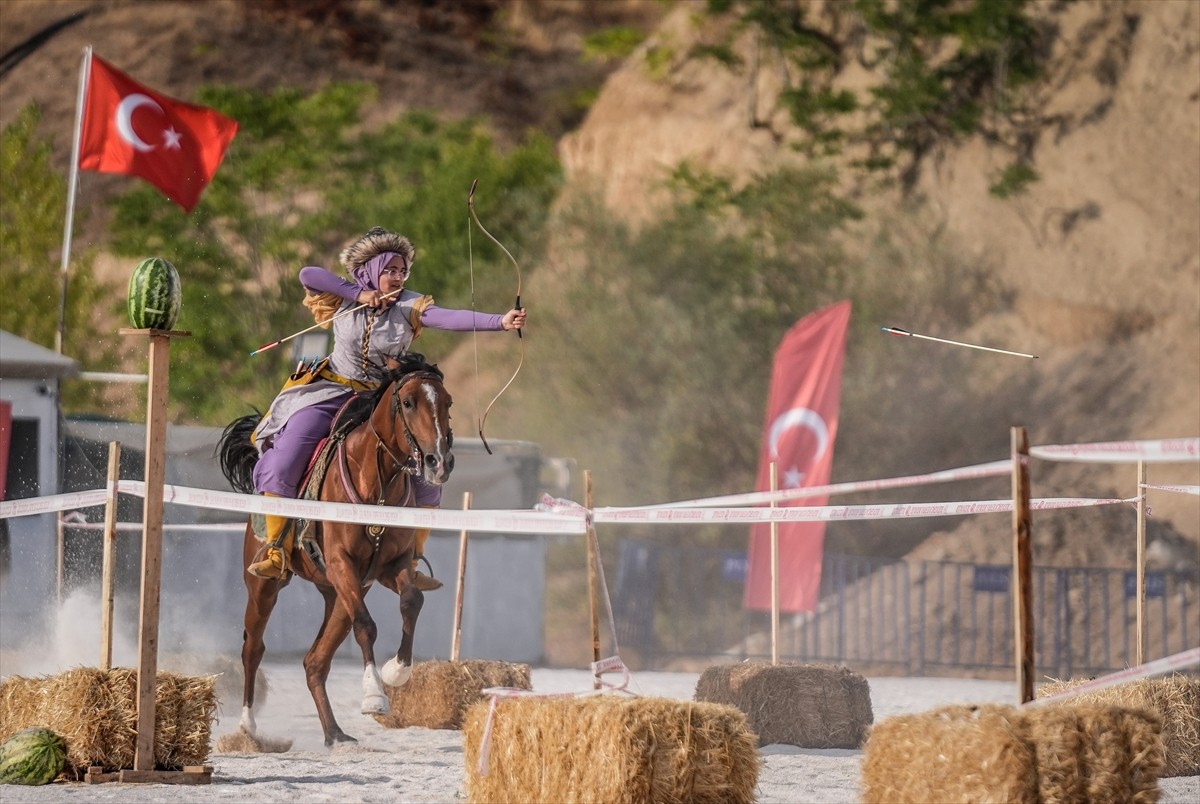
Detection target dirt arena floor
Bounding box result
[1,658,1196,803]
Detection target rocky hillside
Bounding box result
[546,0,1199,565]
[3,0,1197,569]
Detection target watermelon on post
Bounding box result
[0,727,67,786]
[127,257,182,330]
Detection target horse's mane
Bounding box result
[330,353,443,440]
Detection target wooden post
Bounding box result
[585,470,601,689]
[1135,460,1147,666]
[99,441,121,670]
[769,461,780,666]
[1011,426,1034,704]
[120,328,188,773]
[55,513,65,607]
[451,491,471,662]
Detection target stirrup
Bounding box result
[411,554,443,591]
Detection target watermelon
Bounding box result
[0,727,67,785]
[127,257,182,330]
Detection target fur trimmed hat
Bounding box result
[338,226,415,273]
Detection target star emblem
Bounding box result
[162,127,183,149]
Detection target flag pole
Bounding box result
[56,46,92,355]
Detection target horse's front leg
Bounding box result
[303,585,357,746]
[378,565,424,687]
[240,525,284,736]
[325,554,389,716]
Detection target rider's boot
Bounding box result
[247,493,294,580]
[410,508,443,591]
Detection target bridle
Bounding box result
[338,371,451,508]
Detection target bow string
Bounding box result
[467,179,523,455]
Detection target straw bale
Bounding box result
[862,704,1038,804]
[160,652,269,708]
[463,695,761,804]
[694,661,873,748]
[371,659,531,730]
[214,729,293,753]
[862,702,1165,804]
[1023,703,1163,803]
[1037,674,1199,776]
[0,667,217,776]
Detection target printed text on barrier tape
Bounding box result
[1140,484,1200,496]
[1030,437,1199,464]
[1024,647,1200,707]
[117,480,589,535]
[0,490,108,519]
[590,496,1135,524]
[625,459,1013,510]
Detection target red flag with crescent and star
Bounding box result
[743,300,851,612]
[78,54,238,213]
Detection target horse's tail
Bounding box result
[217,412,263,494]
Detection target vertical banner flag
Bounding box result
[744,300,851,612]
[78,54,238,212]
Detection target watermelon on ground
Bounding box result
[0,727,67,785]
[127,257,182,330]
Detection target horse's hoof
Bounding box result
[325,731,358,747]
[381,658,412,687]
[361,693,390,716]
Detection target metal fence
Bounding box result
[612,540,1197,677]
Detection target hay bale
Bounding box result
[0,667,217,776]
[1024,703,1163,803]
[463,695,760,804]
[1037,674,1199,776]
[371,659,531,730]
[861,702,1164,804]
[160,652,269,709]
[862,704,1038,804]
[694,661,873,748]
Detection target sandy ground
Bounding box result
[1,659,1197,803]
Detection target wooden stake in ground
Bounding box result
[120,328,191,776]
[1011,426,1034,704]
[99,440,121,671]
[451,491,472,662]
[769,461,779,666]
[585,470,601,689]
[1136,460,1148,665]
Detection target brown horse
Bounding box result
[217,353,453,746]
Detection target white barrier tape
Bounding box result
[1141,484,1200,496]
[117,480,588,535]
[591,655,632,692]
[618,459,1013,511]
[0,490,109,519]
[1030,437,1199,464]
[63,521,247,533]
[591,496,1135,525]
[1025,647,1200,707]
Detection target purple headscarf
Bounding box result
[351,251,400,291]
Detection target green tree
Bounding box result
[699,0,1045,191]
[104,85,560,425]
[0,103,113,410]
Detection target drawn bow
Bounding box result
[468,179,523,455]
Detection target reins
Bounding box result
[336,370,446,507]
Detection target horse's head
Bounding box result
[380,358,454,485]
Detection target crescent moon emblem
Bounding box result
[115,94,163,153]
[768,407,829,463]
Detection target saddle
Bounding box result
[251,394,378,571]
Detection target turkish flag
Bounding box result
[78,54,238,212]
[743,300,851,612]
